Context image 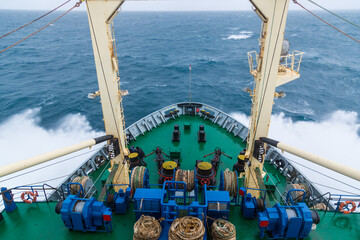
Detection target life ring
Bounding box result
[339,201,356,214]
[21,191,38,204]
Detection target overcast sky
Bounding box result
[1,0,359,11]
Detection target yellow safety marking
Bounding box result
[163,161,177,170]
[198,162,212,171]
[129,152,139,158]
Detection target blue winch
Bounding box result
[239,187,266,219]
[56,183,112,232]
[106,187,131,214]
[257,189,320,239]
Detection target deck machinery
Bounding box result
[1,0,360,239]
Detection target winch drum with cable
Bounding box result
[174,169,195,192]
[70,176,93,197]
[257,202,320,239]
[57,195,112,232]
[219,169,238,197]
[130,166,149,197]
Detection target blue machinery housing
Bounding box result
[1,177,321,239]
[57,180,318,239]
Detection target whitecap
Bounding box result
[0,108,104,205]
[230,111,360,197]
[223,31,253,40]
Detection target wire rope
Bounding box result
[0,1,83,54]
[285,158,360,192]
[292,0,360,44]
[84,160,111,198]
[0,0,72,39]
[305,0,360,29]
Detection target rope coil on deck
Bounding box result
[175,169,195,192]
[133,215,162,240]
[211,219,236,240]
[223,169,237,197]
[169,216,205,240]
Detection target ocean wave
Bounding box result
[0,108,104,193]
[230,110,360,195]
[223,31,253,40]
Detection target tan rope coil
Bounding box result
[290,183,310,201]
[311,203,328,210]
[133,215,162,240]
[70,176,90,196]
[175,169,195,192]
[223,169,237,197]
[169,216,205,240]
[211,219,236,240]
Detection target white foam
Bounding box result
[230,111,360,195]
[0,108,105,197]
[223,31,253,40]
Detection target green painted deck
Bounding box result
[130,115,247,184]
[1,115,359,240]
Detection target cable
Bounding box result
[84,160,111,198]
[0,0,72,39]
[263,165,289,205]
[309,181,359,195]
[0,147,101,183]
[292,0,360,44]
[305,0,360,29]
[0,1,83,54]
[286,158,360,192]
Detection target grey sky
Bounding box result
[1,0,359,11]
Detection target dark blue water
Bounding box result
[1,10,360,196]
[0,10,359,130]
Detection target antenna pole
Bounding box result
[189,64,192,102]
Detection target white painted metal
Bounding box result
[0,139,97,177]
[85,0,129,188]
[277,142,360,181]
[245,0,294,194]
[86,0,126,164]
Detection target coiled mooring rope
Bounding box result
[175,169,195,192]
[169,216,205,240]
[211,219,236,240]
[70,176,91,197]
[133,215,162,240]
[223,169,237,197]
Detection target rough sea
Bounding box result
[0,10,359,196]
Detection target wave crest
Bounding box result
[230,110,360,195]
[223,31,253,40]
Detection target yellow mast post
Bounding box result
[245,0,303,197]
[85,0,129,190]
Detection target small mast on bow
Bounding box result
[244,0,303,197]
